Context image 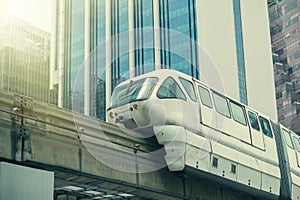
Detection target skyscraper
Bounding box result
[0,15,57,105]
[51,0,277,121]
[269,0,300,134]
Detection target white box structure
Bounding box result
[0,162,54,200]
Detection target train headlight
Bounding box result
[133,104,139,110]
[109,112,114,118]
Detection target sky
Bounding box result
[4,0,53,33]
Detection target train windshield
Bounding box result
[109,77,158,109]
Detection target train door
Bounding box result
[258,115,277,159]
[246,109,265,150]
[211,92,251,143]
[197,84,218,131]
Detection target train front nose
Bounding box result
[107,77,159,128]
[107,102,145,129]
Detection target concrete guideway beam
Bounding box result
[0,89,267,200]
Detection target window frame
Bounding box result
[156,76,187,100]
[248,111,260,131]
[258,116,273,138]
[109,77,158,109]
[292,136,300,152]
[229,101,247,126]
[198,85,213,108]
[179,77,197,102]
[282,128,294,149]
[212,92,231,118]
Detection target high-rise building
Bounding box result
[0,15,57,105]
[269,0,300,134]
[51,0,277,121]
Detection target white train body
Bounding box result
[107,69,299,199]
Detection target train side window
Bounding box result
[212,93,231,118]
[179,77,197,102]
[292,137,300,152]
[198,86,213,108]
[248,111,260,131]
[282,129,294,149]
[258,116,273,138]
[230,101,247,126]
[157,77,186,100]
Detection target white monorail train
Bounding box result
[107,69,300,200]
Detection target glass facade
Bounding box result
[111,0,130,89]
[58,0,200,120]
[55,0,60,71]
[134,0,155,75]
[159,0,199,79]
[64,0,85,113]
[61,0,106,119]
[90,0,106,120]
[0,16,55,104]
[233,0,248,105]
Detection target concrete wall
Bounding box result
[240,0,277,120]
[196,0,240,100]
[197,0,277,120]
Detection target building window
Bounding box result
[276,92,283,98]
[134,0,155,75]
[67,0,85,112]
[111,0,129,90]
[159,0,199,79]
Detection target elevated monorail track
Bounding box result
[0,89,284,199]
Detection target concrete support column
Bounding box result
[84,0,91,116]
[128,0,135,78]
[153,0,161,70]
[105,0,112,113]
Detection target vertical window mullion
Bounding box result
[166,0,171,68]
[233,0,248,105]
[140,0,144,74]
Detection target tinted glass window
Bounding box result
[248,111,260,131]
[110,78,158,108]
[259,116,273,138]
[137,78,159,99]
[230,102,247,125]
[198,86,213,108]
[282,129,294,149]
[213,93,231,118]
[157,77,186,100]
[179,78,197,101]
